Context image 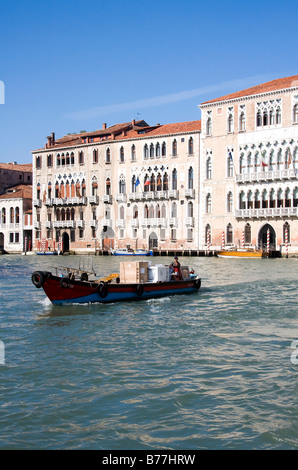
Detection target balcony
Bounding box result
[168,189,179,198]
[184,188,195,198]
[116,219,125,228]
[34,221,41,229]
[169,217,178,227]
[140,218,167,227]
[102,218,113,227]
[236,168,297,184]
[89,220,97,227]
[130,219,139,228]
[33,199,42,207]
[185,217,194,226]
[45,221,52,229]
[235,207,298,219]
[53,220,76,228]
[76,220,85,228]
[45,198,53,206]
[88,196,99,204]
[102,195,112,204]
[115,194,127,203]
[53,197,87,206]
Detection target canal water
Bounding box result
[0,254,297,450]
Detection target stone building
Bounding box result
[199,75,298,255]
[0,185,33,253]
[0,162,32,195]
[31,120,201,253]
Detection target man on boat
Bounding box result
[170,256,182,280]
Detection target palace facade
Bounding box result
[32,120,201,253]
[199,75,298,255]
[32,75,298,255]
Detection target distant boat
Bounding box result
[36,251,60,256]
[110,248,153,256]
[217,249,267,258]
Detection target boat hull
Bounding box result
[32,272,201,305]
[217,250,265,258]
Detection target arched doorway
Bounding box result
[100,227,115,250]
[62,232,70,253]
[258,224,276,250]
[149,231,158,250]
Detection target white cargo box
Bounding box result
[148,264,170,282]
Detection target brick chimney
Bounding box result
[102,123,107,130]
[132,119,135,126]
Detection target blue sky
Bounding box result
[0,0,297,164]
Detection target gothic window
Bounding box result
[150,143,154,158]
[293,104,298,123]
[119,175,126,194]
[156,142,160,157]
[226,223,233,244]
[162,142,166,156]
[144,144,149,159]
[120,146,125,163]
[171,202,177,218]
[206,157,212,179]
[239,112,246,131]
[93,149,98,163]
[244,223,251,244]
[187,201,193,217]
[188,167,194,189]
[206,193,212,213]
[131,145,136,161]
[106,178,111,195]
[172,169,177,190]
[172,139,177,156]
[163,173,168,190]
[188,137,194,154]
[227,192,233,212]
[106,148,111,163]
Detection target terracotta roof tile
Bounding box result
[0,162,32,172]
[201,75,298,105]
[0,184,32,200]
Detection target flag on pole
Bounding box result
[135,177,140,188]
[261,151,268,167]
[144,179,150,186]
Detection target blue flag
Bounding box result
[135,177,140,188]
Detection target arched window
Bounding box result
[131,144,136,161]
[119,206,125,219]
[206,117,212,136]
[149,204,154,218]
[10,207,14,224]
[106,178,111,195]
[227,114,233,133]
[150,143,154,158]
[2,208,6,224]
[227,192,233,212]
[131,175,136,192]
[120,146,125,162]
[239,112,246,131]
[239,191,246,209]
[133,205,138,219]
[226,223,233,244]
[144,204,149,218]
[263,109,268,126]
[206,193,212,213]
[66,153,70,165]
[277,188,283,207]
[269,189,275,208]
[206,157,212,179]
[92,177,98,196]
[187,201,193,217]
[247,190,253,209]
[172,169,177,190]
[156,204,161,218]
[119,175,126,194]
[171,202,177,218]
[188,137,194,154]
[163,173,168,191]
[293,104,298,123]
[244,223,251,244]
[227,152,233,177]
[106,148,111,163]
[93,149,98,163]
[262,189,268,208]
[172,139,177,156]
[285,188,291,207]
[156,173,162,191]
[161,203,166,218]
[79,151,84,164]
[276,107,281,124]
[162,142,166,156]
[188,167,194,189]
[144,144,149,159]
[156,142,160,157]
[150,174,155,192]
